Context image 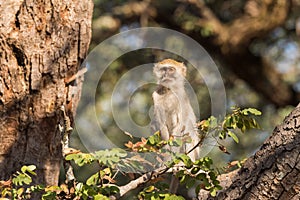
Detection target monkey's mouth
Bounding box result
[162,78,173,82]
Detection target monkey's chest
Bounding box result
[161,95,180,112]
[153,91,186,132]
[161,97,182,129]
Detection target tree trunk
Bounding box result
[0,0,93,186]
[199,103,300,199]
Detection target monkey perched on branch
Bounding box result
[151,58,200,194]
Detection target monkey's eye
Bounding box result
[159,66,176,73]
[168,67,176,73]
[159,67,168,72]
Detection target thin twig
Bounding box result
[64,67,87,84]
[60,105,75,183]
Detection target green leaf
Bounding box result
[241,124,246,133]
[242,108,262,116]
[86,172,99,186]
[201,25,213,37]
[42,191,56,200]
[110,186,120,194]
[115,148,127,157]
[231,115,238,129]
[21,165,36,175]
[164,194,185,200]
[213,179,220,186]
[94,149,127,166]
[16,188,24,196]
[195,184,201,195]
[75,182,84,193]
[208,171,217,180]
[250,118,260,129]
[21,166,27,173]
[102,185,119,195]
[236,118,243,129]
[12,173,32,186]
[208,116,218,129]
[191,167,201,174]
[228,131,239,143]
[223,116,233,129]
[196,173,207,181]
[147,134,161,146]
[179,174,187,184]
[219,130,226,140]
[65,154,77,160]
[148,136,156,145]
[171,138,183,147]
[178,154,192,168]
[66,153,94,166]
[210,187,218,197]
[94,194,110,200]
[145,185,155,193]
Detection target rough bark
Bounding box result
[0,0,93,186]
[198,103,300,199]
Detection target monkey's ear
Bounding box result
[181,63,187,77]
[153,63,158,72]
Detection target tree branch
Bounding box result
[187,0,290,53]
[209,103,300,199]
[198,169,238,199]
[110,135,205,198]
[109,165,171,199]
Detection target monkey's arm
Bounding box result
[152,92,170,141]
[181,98,200,161]
[152,105,170,140]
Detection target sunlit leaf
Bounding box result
[191,167,200,174]
[178,154,192,168]
[16,188,24,196]
[145,185,155,193]
[94,194,110,200]
[210,187,218,197]
[86,172,99,186]
[21,165,36,175]
[228,131,239,143]
[241,108,262,116]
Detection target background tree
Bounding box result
[0,0,93,187]
[71,0,300,198]
[91,0,300,106]
[78,0,300,164]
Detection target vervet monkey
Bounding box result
[151,58,200,194]
[152,58,200,160]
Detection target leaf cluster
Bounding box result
[198,107,261,145]
[0,107,262,199]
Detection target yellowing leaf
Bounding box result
[228,131,239,143]
[145,185,155,192]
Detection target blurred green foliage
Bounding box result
[70,0,299,197]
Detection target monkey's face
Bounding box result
[154,63,186,89]
[160,66,176,81]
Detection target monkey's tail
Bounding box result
[169,174,179,194]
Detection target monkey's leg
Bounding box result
[169,174,179,194]
[168,143,182,194]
